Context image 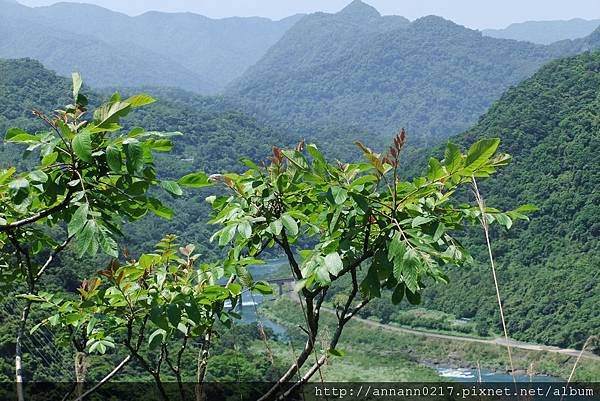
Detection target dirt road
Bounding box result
[317,306,600,362]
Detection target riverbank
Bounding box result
[260,298,600,382]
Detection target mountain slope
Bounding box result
[409,50,600,349]
[228,1,600,147]
[0,1,301,92]
[483,18,600,44]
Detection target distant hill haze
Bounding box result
[483,18,600,45]
[0,0,302,93]
[228,0,600,146]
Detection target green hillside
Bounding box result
[385,50,599,349]
[228,0,599,148]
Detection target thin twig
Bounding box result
[561,336,597,401]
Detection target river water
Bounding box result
[238,259,560,383]
[436,367,560,382]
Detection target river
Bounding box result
[236,259,561,383]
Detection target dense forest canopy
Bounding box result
[396,50,600,349]
[229,1,600,148]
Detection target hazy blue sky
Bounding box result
[16,0,600,29]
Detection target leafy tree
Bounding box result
[0,74,222,399]
[31,235,272,400]
[209,131,528,400]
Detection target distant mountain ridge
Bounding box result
[483,18,600,44]
[0,1,302,92]
[228,1,600,147]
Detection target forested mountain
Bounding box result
[228,0,600,147]
[0,0,301,92]
[403,50,600,349]
[483,18,600,44]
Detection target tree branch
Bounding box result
[0,194,72,233]
[36,234,75,280]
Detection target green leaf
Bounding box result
[328,349,345,357]
[185,301,202,324]
[98,225,119,257]
[29,322,44,335]
[139,254,158,269]
[405,288,421,305]
[167,304,181,327]
[324,252,343,276]
[360,265,381,299]
[444,142,463,173]
[427,158,445,181]
[68,204,89,236]
[125,142,144,174]
[329,186,348,205]
[8,178,29,204]
[515,204,539,213]
[178,172,212,188]
[388,233,406,265]
[16,294,46,302]
[433,222,446,242]
[94,101,132,128]
[147,139,173,152]
[161,180,183,197]
[125,94,156,108]
[391,283,405,305]
[268,219,283,235]
[401,248,421,293]
[106,145,122,172]
[148,198,174,220]
[76,219,98,257]
[411,216,433,228]
[253,281,274,295]
[238,221,252,239]
[28,170,48,183]
[281,214,299,236]
[150,307,169,330]
[73,130,92,162]
[494,213,513,229]
[218,224,237,246]
[148,329,166,349]
[72,72,82,100]
[465,138,500,172]
[41,152,58,166]
[5,128,39,143]
[282,150,309,170]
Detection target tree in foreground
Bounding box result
[210,132,531,400]
[0,74,248,401]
